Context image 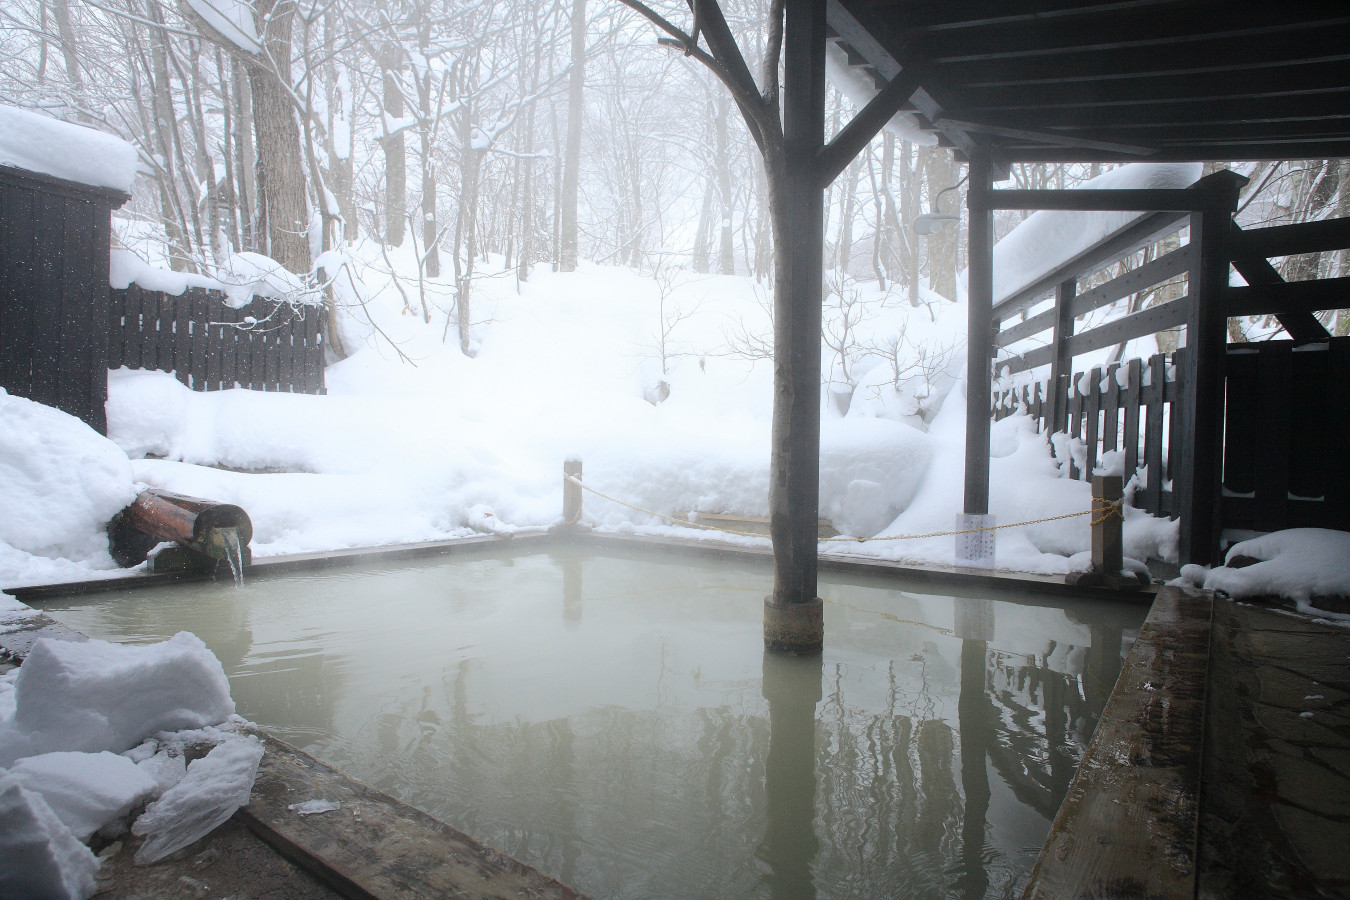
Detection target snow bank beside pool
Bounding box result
[0,629,258,898]
[0,391,138,564]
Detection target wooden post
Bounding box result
[1178,171,1245,564]
[964,146,995,517]
[763,0,826,654]
[563,459,582,525]
[1091,474,1124,576]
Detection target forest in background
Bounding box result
[2,0,1347,360]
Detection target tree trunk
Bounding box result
[714,93,736,275]
[247,0,311,274]
[381,42,407,248]
[559,0,586,271]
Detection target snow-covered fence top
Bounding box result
[0,105,138,195]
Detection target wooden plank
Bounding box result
[1067,374,1083,481]
[190,288,210,390]
[1222,349,1259,497]
[1227,276,1350,319]
[1230,216,1350,260]
[264,316,281,391]
[1286,344,1327,508]
[238,736,585,900]
[1085,366,1102,477]
[277,306,295,391]
[1023,587,1209,900]
[204,301,222,391]
[220,305,238,389]
[1065,295,1192,358]
[148,290,168,373]
[107,287,126,370]
[1327,340,1350,531]
[1122,358,1142,490]
[1143,354,1166,515]
[1253,343,1293,531]
[29,190,65,410]
[249,311,267,391]
[997,246,1195,351]
[173,290,192,387]
[236,313,253,390]
[85,202,112,434]
[1102,363,1120,454]
[1167,348,1189,522]
[984,187,1209,212]
[0,183,37,398]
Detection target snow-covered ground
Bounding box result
[4,238,1180,593]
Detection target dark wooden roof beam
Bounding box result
[843,0,1182,35]
[956,94,1350,130]
[901,12,1350,65]
[958,64,1350,111]
[940,34,1350,88]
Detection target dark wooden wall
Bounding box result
[108,285,325,394]
[0,166,126,433]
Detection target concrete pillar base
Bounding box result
[763,597,824,654]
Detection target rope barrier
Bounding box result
[564,474,1125,543]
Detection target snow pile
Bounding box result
[109,248,223,296]
[0,632,258,898]
[0,104,140,194]
[0,632,235,764]
[0,775,100,900]
[1180,528,1350,619]
[0,390,138,586]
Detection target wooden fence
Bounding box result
[994,349,1187,519]
[995,338,1350,533]
[1222,338,1350,533]
[108,284,325,394]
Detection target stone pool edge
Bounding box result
[1021,583,1212,899]
[5,528,1159,605]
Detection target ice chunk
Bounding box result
[0,633,234,766]
[0,774,100,900]
[135,748,189,797]
[131,735,263,864]
[9,751,157,841]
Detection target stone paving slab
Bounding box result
[1198,600,1350,900]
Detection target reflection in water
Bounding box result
[759,651,823,900]
[38,548,1144,899]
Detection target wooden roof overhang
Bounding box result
[827,0,1350,165]
[818,0,1350,565]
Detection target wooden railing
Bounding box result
[108,285,325,394]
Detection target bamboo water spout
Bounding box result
[108,489,253,573]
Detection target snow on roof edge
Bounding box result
[0,105,139,195]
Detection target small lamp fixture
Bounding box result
[910,173,969,235]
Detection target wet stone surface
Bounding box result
[1199,600,1350,899]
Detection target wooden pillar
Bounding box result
[964,147,995,516]
[764,0,826,653]
[1178,173,1242,564]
